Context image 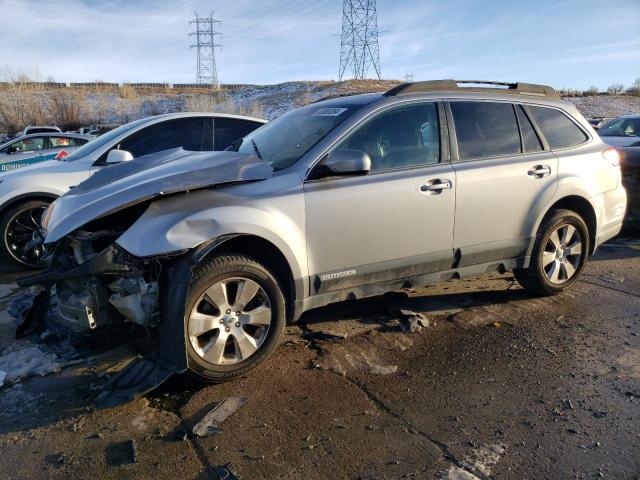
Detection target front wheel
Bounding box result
[184,254,286,383]
[0,199,50,269]
[514,209,589,295]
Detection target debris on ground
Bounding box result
[193,396,249,437]
[214,463,245,480]
[127,440,138,463]
[312,330,410,376]
[0,342,62,385]
[105,440,139,466]
[383,292,432,333]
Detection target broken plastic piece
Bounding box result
[96,354,180,408]
[214,463,245,480]
[193,396,249,437]
[13,290,51,339]
[384,292,431,333]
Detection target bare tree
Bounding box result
[607,83,625,94]
[626,78,640,96]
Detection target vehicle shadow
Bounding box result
[0,371,102,435]
[588,237,640,262]
[297,275,530,333]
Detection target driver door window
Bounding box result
[336,103,440,172]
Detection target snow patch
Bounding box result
[440,443,507,480]
[0,343,61,386]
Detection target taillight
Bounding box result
[603,147,620,167]
[55,149,69,160]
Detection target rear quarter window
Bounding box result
[528,106,588,149]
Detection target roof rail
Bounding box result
[384,80,560,99]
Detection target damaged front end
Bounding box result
[17,206,190,407]
[19,201,161,333]
[53,236,160,335]
[14,148,274,407]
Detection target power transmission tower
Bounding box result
[405,72,414,82]
[339,0,381,81]
[189,12,222,87]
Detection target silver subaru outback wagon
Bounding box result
[20,80,626,398]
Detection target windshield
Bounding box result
[62,118,148,161]
[230,103,357,170]
[598,117,640,137]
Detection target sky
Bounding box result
[0,0,639,90]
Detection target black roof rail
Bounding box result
[312,93,356,103]
[384,79,560,99]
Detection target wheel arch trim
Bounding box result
[527,192,598,256]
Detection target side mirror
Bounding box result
[323,149,371,176]
[6,146,19,154]
[105,149,134,164]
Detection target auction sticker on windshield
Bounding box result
[312,108,348,116]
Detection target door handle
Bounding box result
[527,165,551,178]
[420,179,452,194]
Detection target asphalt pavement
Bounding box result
[0,237,638,479]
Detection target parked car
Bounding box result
[1,125,62,144]
[0,132,94,173]
[597,114,640,147]
[0,112,265,268]
[587,117,610,130]
[618,145,640,176]
[19,80,626,400]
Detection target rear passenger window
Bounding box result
[516,106,543,152]
[450,102,520,160]
[528,106,588,149]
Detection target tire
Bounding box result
[0,199,50,269]
[514,209,589,295]
[184,254,286,383]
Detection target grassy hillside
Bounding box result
[1,79,639,134]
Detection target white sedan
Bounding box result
[0,112,266,268]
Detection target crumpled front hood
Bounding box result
[44,148,272,243]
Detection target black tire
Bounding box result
[514,209,590,295]
[0,199,50,269]
[184,254,286,383]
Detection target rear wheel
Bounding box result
[184,255,286,383]
[0,199,50,269]
[514,209,589,295]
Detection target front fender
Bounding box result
[116,189,308,284]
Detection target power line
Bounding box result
[339,0,381,81]
[189,11,222,87]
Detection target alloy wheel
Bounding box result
[542,224,583,284]
[5,206,47,267]
[188,277,272,365]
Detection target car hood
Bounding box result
[599,136,640,148]
[44,148,272,244]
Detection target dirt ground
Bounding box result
[0,237,638,480]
